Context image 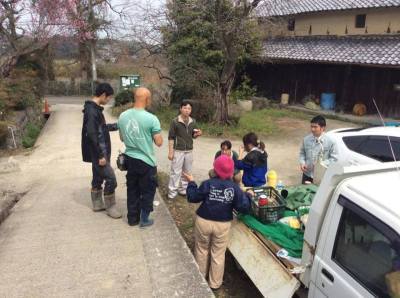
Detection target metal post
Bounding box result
[7,126,17,149]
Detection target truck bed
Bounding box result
[228,218,301,297]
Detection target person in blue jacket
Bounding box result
[236,132,268,187]
[182,155,252,291]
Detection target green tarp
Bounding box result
[238,185,318,258]
[238,213,304,258]
[284,184,318,210]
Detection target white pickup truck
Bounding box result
[228,161,400,297]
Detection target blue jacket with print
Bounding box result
[187,178,251,222]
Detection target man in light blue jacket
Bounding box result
[299,115,338,184]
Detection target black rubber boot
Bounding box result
[139,210,154,228]
[128,214,140,226]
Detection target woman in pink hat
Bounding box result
[182,155,252,291]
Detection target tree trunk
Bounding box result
[79,42,90,80]
[88,0,97,83]
[214,60,236,124]
[0,56,18,78]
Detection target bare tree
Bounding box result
[0,0,50,77]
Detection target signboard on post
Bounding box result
[120,75,141,90]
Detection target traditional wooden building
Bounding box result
[250,0,400,117]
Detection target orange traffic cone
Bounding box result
[43,99,50,119]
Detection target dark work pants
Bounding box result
[91,160,117,195]
[125,156,157,222]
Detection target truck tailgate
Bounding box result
[228,219,300,297]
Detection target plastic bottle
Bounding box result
[276,180,284,192]
[267,170,277,188]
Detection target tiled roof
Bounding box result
[256,0,400,17]
[262,35,400,66]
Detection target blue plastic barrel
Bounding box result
[320,93,336,110]
[385,121,400,127]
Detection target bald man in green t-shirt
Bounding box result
[118,88,163,227]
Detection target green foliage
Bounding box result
[111,103,130,118]
[164,1,262,103]
[22,122,41,148]
[154,106,178,130]
[114,89,134,107]
[13,94,36,110]
[230,75,257,103]
[0,67,42,113]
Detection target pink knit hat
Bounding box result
[213,155,234,180]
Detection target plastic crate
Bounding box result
[250,186,285,224]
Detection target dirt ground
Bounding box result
[157,116,357,297]
[155,116,357,187]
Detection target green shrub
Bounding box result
[154,106,178,130]
[184,99,215,122]
[111,103,131,118]
[22,136,35,148]
[22,123,41,148]
[230,75,257,103]
[114,89,134,107]
[14,95,36,110]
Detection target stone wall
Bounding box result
[1,105,44,150]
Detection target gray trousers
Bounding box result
[168,150,193,198]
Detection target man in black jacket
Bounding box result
[81,83,121,219]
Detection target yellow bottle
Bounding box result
[267,170,277,188]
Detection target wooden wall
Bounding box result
[246,61,400,117]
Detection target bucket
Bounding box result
[267,170,277,188]
[238,100,253,112]
[281,93,289,105]
[320,93,336,110]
